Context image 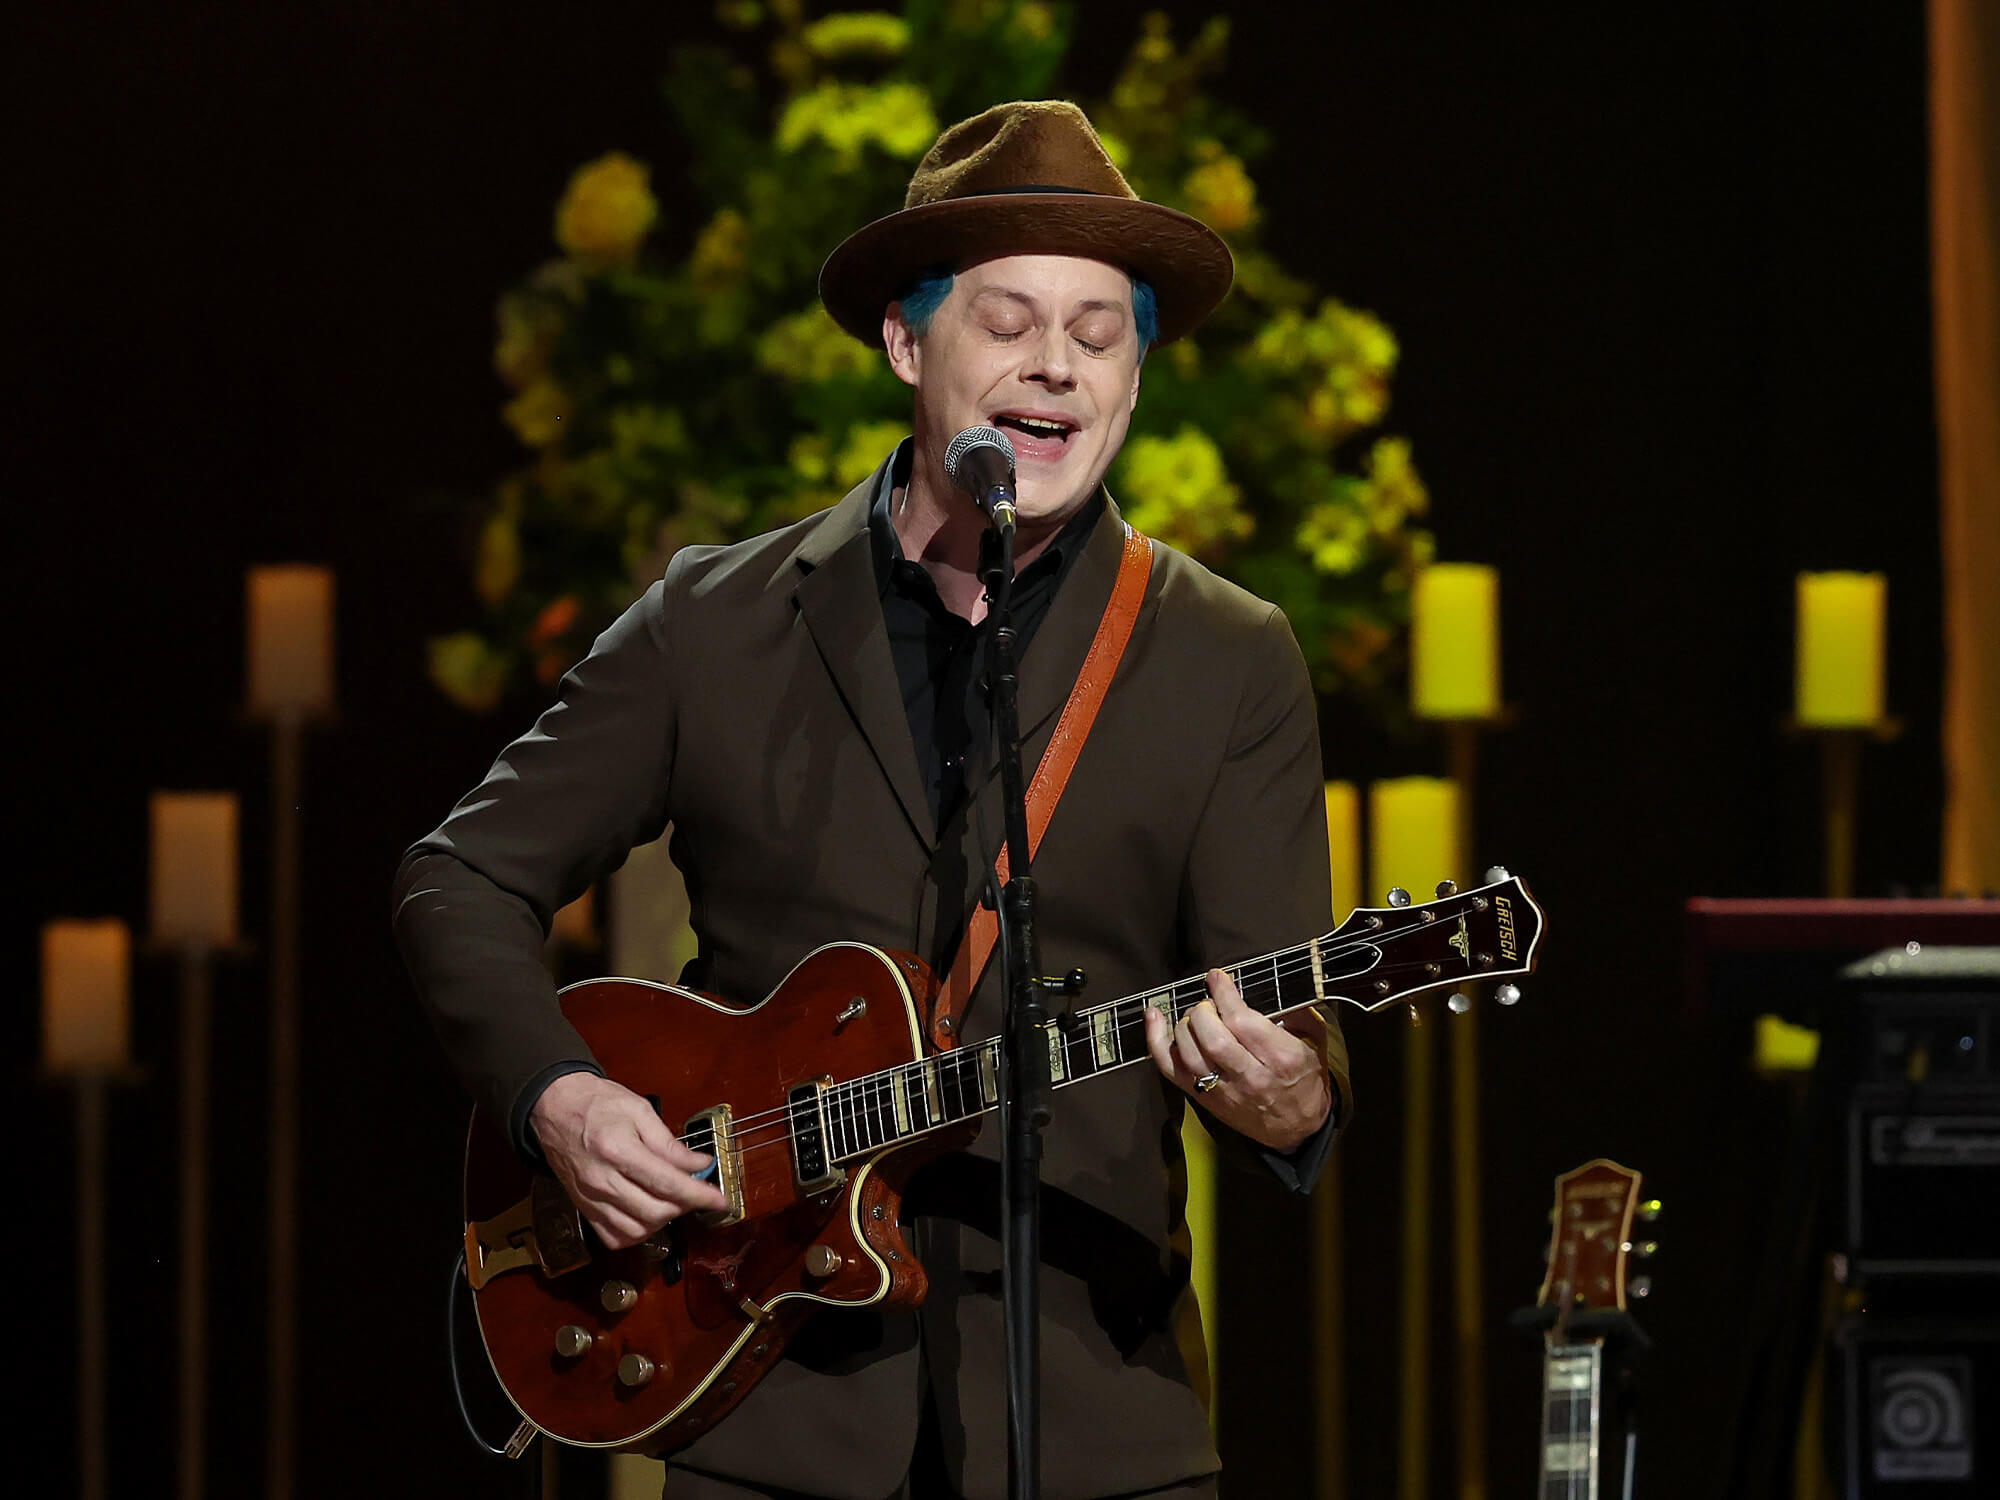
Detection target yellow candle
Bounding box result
[1369,777,1461,904]
[247,565,335,715]
[1411,564,1500,720]
[1795,572,1885,726]
[42,920,132,1072]
[1181,1109,1219,1409]
[150,792,239,946]
[1324,781,1361,918]
[550,888,597,948]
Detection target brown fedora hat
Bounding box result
[818,99,1233,348]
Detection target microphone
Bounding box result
[944,425,1018,531]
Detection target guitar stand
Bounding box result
[1508,1303,1653,1355]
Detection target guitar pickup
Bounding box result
[787,1077,846,1194]
[681,1106,746,1226]
[463,1173,591,1290]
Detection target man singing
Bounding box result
[396,100,1348,1500]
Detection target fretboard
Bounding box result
[1538,1341,1605,1500]
[813,935,1356,1161]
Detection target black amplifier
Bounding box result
[1834,1315,1999,1494]
[1840,947,2000,1279]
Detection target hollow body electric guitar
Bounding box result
[463,874,1545,1454]
[1533,1160,1660,1499]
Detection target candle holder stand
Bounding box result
[1784,718,1901,898]
[252,706,326,1500]
[1311,1153,1344,1500]
[146,938,250,1500]
[47,1061,142,1500]
[1404,712,1511,1500]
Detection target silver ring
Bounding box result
[1194,1072,1223,1094]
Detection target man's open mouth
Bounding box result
[993,413,1079,455]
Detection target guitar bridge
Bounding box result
[682,1106,746,1225]
[788,1077,846,1194]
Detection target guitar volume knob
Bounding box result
[805,1244,843,1278]
[618,1352,656,1388]
[601,1279,639,1313]
[554,1324,593,1359]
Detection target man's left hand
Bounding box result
[1142,968,1333,1152]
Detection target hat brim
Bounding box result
[818,194,1233,348]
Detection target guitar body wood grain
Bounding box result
[462,943,969,1452]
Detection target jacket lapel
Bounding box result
[791,465,936,850]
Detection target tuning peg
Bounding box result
[1446,992,1471,1014]
[1386,886,1411,907]
[1483,865,1511,884]
[1435,879,1457,898]
[1637,1199,1662,1223]
[1495,983,1521,1006]
[1629,1276,1653,1300]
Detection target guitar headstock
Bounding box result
[1536,1159,1657,1336]
[1321,868,1545,1014]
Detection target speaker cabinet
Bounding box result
[1835,1316,1997,1494]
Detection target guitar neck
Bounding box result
[808,876,1539,1164]
[1539,1341,1606,1500]
[815,933,1383,1162]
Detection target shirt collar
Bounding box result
[867,438,1106,599]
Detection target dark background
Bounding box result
[11,3,1941,1495]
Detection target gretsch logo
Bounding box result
[1496,896,1517,962]
[1448,916,1470,960]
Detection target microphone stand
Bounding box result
[981,512,1052,1500]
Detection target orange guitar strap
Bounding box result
[929,522,1154,1049]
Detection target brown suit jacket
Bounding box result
[394,458,1347,1498]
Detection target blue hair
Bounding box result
[1129,276,1158,351]
[896,267,955,337]
[894,267,1158,357]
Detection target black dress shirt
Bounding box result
[867,440,1104,829]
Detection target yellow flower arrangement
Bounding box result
[801,11,910,60]
[1360,436,1428,533]
[503,377,572,448]
[691,208,752,292]
[1183,150,1256,235]
[1014,2,1057,42]
[836,421,910,486]
[1296,496,1370,576]
[776,81,938,165]
[756,305,882,382]
[1114,425,1253,560]
[609,404,690,460]
[449,8,1427,715]
[427,632,510,713]
[474,513,521,606]
[493,291,561,390]
[553,153,659,267]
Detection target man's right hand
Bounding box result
[529,1072,729,1249]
